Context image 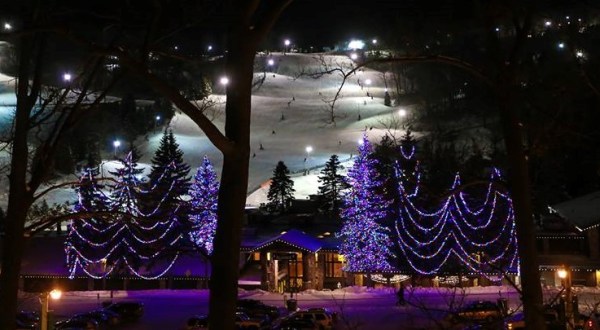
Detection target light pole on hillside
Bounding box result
[304,146,313,174]
[113,140,121,158]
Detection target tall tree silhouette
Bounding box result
[267,161,295,213]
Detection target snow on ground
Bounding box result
[0,52,411,209]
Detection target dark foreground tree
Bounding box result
[0,4,117,327]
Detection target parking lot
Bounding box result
[16,286,600,329]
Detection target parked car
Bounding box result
[273,317,320,330]
[506,307,586,330]
[235,311,268,329]
[103,301,144,321]
[237,307,272,326]
[237,299,280,320]
[16,311,39,330]
[72,309,121,327]
[451,300,505,324]
[55,317,99,330]
[186,315,209,330]
[289,309,335,330]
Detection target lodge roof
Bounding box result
[553,191,600,230]
[250,229,327,253]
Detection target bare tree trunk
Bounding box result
[0,29,37,330]
[207,17,254,330]
[497,85,545,329]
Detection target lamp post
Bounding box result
[365,79,372,95]
[284,39,291,54]
[41,289,62,330]
[304,146,313,174]
[113,140,121,158]
[558,266,574,330]
[267,58,275,73]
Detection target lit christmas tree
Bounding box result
[65,166,112,275]
[65,149,184,279]
[394,160,519,278]
[146,128,191,210]
[337,135,394,272]
[188,156,219,255]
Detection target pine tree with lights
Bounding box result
[267,161,295,213]
[65,165,113,276]
[337,135,394,273]
[65,147,187,279]
[145,128,190,225]
[188,156,219,255]
[317,154,349,218]
[147,128,191,199]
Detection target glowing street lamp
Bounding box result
[4,22,11,30]
[63,73,72,82]
[113,140,121,158]
[284,39,291,54]
[558,266,574,330]
[41,289,62,330]
[207,45,212,51]
[372,39,377,45]
[304,145,313,173]
[350,53,358,60]
[220,76,229,86]
[398,108,407,117]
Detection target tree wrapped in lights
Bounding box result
[66,149,184,279]
[65,166,112,275]
[337,135,394,273]
[146,128,191,211]
[394,165,519,278]
[188,156,219,255]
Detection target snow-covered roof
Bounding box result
[552,191,600,230]
[250,229,325,253]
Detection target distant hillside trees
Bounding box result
[267,161,295,213]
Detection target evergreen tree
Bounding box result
[189,156,219,255]
[65,166,112,274]
[267,161,295,213]
[109,150,144,216]
[317,155,349,218]
[145,128,191,219]
[337,135,394,272]
[384,90,392,106]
